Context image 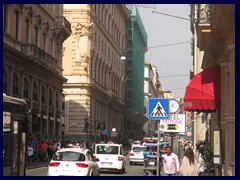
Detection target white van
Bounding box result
[94,143,127,173]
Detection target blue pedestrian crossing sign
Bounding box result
[148,98,170,120]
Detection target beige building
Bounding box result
[143,63,162,136]
[187,4,235,175]
[62,4,130,141]
[3,4,71,139]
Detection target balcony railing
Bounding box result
[55,16,72,40]
[21,44,60,73]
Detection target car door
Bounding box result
[87,151,99,176]
[120,146,127,164]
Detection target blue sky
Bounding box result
[138,4,192,98]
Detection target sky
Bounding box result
[137,4,193,99]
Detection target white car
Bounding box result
[129,145,147,165]
[47,148,100,176]
[94,143,127,173]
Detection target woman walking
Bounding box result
[180,148,198,176]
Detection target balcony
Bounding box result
[197,4,214,51]
[55,16,72,40]
[107,89,116,99]
[21,44,61,73]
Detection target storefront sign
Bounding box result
[159,114,186,133]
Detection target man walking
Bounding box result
[162,145,180,176]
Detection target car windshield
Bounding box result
[96,145,119,154]
[132,146,146,152]
[52,152,85,161]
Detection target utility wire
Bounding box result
[159,74,189,78]
[147,41,190,49]
[125,40,190,52]
[152,11,191,21]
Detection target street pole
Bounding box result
[157,121,160,176]
[171,133,174,148]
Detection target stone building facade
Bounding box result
[62,4,130,141]
[3,4,71,140]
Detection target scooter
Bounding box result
[143,154,161,176]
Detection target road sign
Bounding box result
[148,98,170,120]
[102,129,108,135]
[159,114,186,132]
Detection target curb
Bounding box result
[26,162,49,170]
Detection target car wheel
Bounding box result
[118,167,124,174]
[129,162,132,165]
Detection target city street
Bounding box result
[27,156,146,176]
[26,138,184,176]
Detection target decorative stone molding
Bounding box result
[49,27,56,39]
[72,22,94,40]
[23,4,33,19]
[13,4,23,12]
[42,20,49,34]
[33,13,42,27]
[199,4,214,24]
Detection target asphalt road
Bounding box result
[26,156,146,176]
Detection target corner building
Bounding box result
[62,4,130,141]
[3,4,71,139]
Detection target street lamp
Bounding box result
[120,54,126,60]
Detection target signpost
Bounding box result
[148,98,170,176]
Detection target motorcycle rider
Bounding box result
[143,146,151,168]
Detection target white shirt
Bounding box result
[162,153,180,174]
[28,146,34,156]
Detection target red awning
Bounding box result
[184,67,221,112]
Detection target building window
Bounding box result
[3,70,8,92]
[33,82,38,101]
[12,73,19,96]
[34,26,39,45]
[50,39,54,56]
[23,78,29,98]
[56,92,59,108]
[43,33,47,51]
[41,85,45,103]
[4,5,9,33]
[15,11,20,40]
[49,89,53,106]
[25,19,30,43]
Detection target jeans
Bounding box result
[165,173,176,176]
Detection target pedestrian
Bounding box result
[143,146,151,168]
[27,144,34,165]
[162,145,180,176]
[179,148,198,176]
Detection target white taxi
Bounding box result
[94,143,127,173]
[47,148,100,176]
[129,145,147,165]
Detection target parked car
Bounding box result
[132,140,141,145]
[47,148,100,176]
[94,143,127,173]
[129,145,147,165]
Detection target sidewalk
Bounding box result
[26,160,49,170]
